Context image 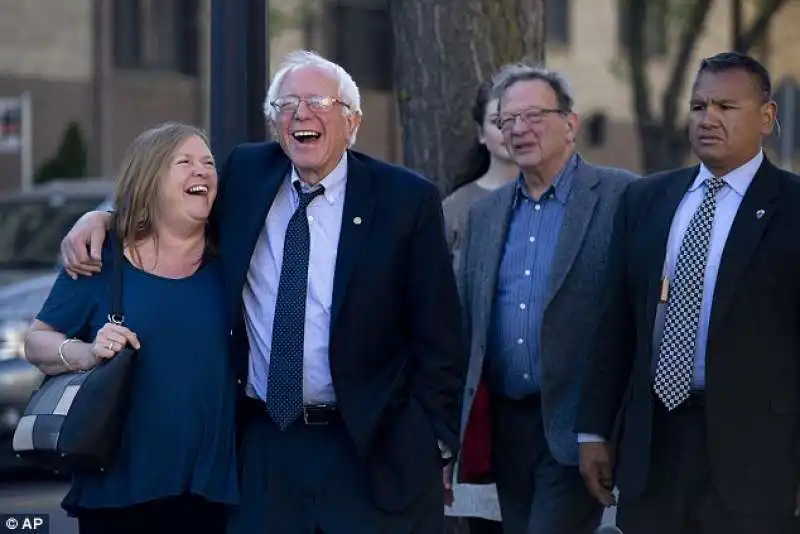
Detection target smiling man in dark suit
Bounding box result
[576,52,800,534]
[58,50,466,534]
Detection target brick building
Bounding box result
[0,0,798,191]
[0,0,204,191]
[273,0,800,173]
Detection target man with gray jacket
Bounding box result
[454,63,636,534]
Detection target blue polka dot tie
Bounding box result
[267,181,325,430]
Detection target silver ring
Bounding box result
[107,341,114,351]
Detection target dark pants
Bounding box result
[618,396,797,534]
[467,518,504,534]
[492,395,603,534]
[77,494,227,534]
[228,400,443,534]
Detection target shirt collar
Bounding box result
[691,150,763,197]
[513,152,578,208]
[290,152,348,205]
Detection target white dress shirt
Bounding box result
[243,154,347,404]
[578,151,762,444]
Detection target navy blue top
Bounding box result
[36,240,239,514]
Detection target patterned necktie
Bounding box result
[266,181,325,429]
[653,176,726,411]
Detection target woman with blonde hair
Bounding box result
[24,122,238,533]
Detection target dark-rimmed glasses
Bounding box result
[270,95,351,115]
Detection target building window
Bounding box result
[113,0,199,76]
[327,1,393,91]
[546,0,570,46]
[618,0,668,57]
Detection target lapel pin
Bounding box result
[353,217,362,225]
[756,209,765,219]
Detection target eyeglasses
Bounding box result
[496,107,568,131]
[270,95,351,115]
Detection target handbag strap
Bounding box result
[108,236,125,326]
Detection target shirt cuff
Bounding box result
[577,433,607,444]
[438,440,453,461]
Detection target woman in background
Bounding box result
[443,79,517,534]
[24,123,238,534]
[442,78,519,270]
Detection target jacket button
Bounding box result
[468,388,476,396]
[237,379,242,385]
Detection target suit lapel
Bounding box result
[641,167,698,339]
[474,186,516,347]
[544,161,598,307]
[229,151,289,315]
[242,158,288,257]
[708,159,780,339]
[330,151,376,328]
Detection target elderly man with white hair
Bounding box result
[58,50,466,533]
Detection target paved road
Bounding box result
[0,473,75,534]
[0,475,617,534]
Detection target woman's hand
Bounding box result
[92,322,141,360]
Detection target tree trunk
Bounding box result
[628,0,788,174]
[390,0,545,195]
[626,0,712,173]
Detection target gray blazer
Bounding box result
[456,155,637,468]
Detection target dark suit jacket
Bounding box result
[212,141,466,512]
[575,157,800,517]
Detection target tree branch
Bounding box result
[735,0,788,52]
[731,0,743,49]
[626,0,653,127]
[660,0,714,131]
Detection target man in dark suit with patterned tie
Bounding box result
[58,50,466,534]
[576,52,800,534]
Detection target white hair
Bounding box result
[263,50,362,146]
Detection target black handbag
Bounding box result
[12,239,137,472]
